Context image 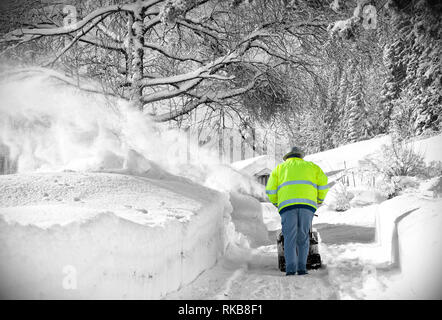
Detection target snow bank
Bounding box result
[0,172,234,299]
[375,195,421,262]
[396,200,442,299]
[304,134,442,172]
[314,204,378,228]
[304,135,392,172]
[260,203,280,232]
[410,134,442,163]
[228,194,270,248]
[374,194,442,298]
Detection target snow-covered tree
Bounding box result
[380,0,441,137]
[345,70,370,143]
[0,0,334,122]
[323,79,340,150]
[389,93,418,141]
[378,40,404,133]
[333,68,350,146]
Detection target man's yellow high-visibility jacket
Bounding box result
[266,157,329,214]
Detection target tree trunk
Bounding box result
[130,7,145,110]
[218,108,224,162]
[251,127,256,157]
[125,12,134,82]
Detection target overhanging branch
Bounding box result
[151,71,264,122]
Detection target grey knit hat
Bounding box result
[283,146,304,160]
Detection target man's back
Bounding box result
[266,157,329,214]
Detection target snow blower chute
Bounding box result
[277,226,322,272]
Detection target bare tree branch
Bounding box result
[45,14,112,67]
[152,71,264,122]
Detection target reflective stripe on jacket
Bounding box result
[265,157,329,213]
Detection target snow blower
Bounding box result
[277,226,322,272]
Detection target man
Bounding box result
[266,147,329,276]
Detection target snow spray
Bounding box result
[0,69,264,197]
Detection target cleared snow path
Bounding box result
[165,244,336,300]
[166,200,437,300]
[165,218,382,300]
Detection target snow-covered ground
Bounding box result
[1,74,441,299]
[1,136,441,299]
[304,135,392,172]
[166,134,442,300]
[305,134,442,171]
[0,171,235,299]
[0,74,263,299]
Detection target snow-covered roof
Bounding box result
[253,168,271,177]
[231,155,277,177]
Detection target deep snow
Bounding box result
[0,171,235,299]
[0,73,268,299]
[1,72,441,300]
[165,176,442,300]
[1,132,441,299]
[166,133,442,300]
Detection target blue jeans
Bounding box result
[281,207,314,274]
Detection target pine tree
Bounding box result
[337,71,349,111]
[334,67,350,146]
[340,62,358,143]
[323,81,339,150]
[382,0,441,137]
[378,41,403,133]
[389,92,417,141]
[345,71,370,143]
[409,2,442,135]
